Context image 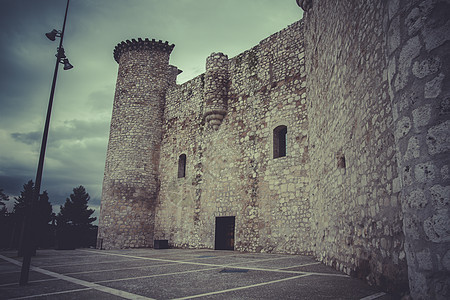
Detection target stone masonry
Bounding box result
[98,1,449,298]
[98,39,175,249]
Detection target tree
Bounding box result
[12,181,34,219]
[57,186,97,248]
[0,188,9,216]
[0,189,11,249]
[11,180,53,249]
[11,180,35,250]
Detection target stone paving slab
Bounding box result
[101,268,294,299]
[1,279,85,300]
[44,258,166,275]
[285,262,344,275]
[200,275,391,300]
[0,270,53,286]
[0,249,393,300]
[69,262,213,282]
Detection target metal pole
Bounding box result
[19,0,70,286]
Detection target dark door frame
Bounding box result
[215,216,235,250]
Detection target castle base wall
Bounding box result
[303,0,408,294]
[154,21,311,255]
[386,0,450,298]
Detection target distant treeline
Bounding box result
[0,182,97,250]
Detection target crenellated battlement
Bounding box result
[113,38,175,63]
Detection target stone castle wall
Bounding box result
[99,1,450,297]
[154,21,311,254]
[385,0,450,298]
[303,0,407,292]
[301,0,450,297]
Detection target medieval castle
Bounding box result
[98,1,450,298]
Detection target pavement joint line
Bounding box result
[64,261,183,275]
[198,255,301,266]
[0,278,59,287]
[8,287,93,300]
[359,292,387,300]
[32,258,142,268]
[172,273,312,300]
[94,266,222,284]
[81,250,309,274]
[23,252,106,259]
[0,254,155,300]
[297,271,349,278]
[0,270,21,275]
[82,249,349,278]
[278,261,322,269]
[65,255,291,276]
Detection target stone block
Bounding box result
[395,36,421,92]
[404,136,420,161]
[423,18,450,51]
[395,116,412,140]
[424,211,450,242]
[408,189,427,209]
[415,162,436,183]
[412,56,441,79]
[430,185,450,209]
[424,73,445,99]
[416,248,433,271]
[412,105,432,129]
[427,120,450,155]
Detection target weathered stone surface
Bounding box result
[98,0,450,298]
[412,56,441,79]
[424,73,445,99]
[427,120,450,155]
[303,0,407,294]
[395,36,421,92]
[155,21,310,254]
[386,0,450,298]
[98,40,174,249]
[423,212,450,242]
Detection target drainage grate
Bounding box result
[197,255,216,258]
[220,268,249,273]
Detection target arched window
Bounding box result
[178,154,186,178]
[273,125,287,159]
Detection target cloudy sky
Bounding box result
[0,0,302,221]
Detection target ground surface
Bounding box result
[0,248,393,299]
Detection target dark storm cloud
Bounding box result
[0,0,70,122]
[10,131,41,145]
[11,119,109,146]
[0,175,30,196]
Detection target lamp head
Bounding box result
[63,58,73,70]
[45,29,59,41]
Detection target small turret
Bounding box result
[203,52,229,130]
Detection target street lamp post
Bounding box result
[19,0,73,285]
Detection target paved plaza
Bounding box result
[0,248,393,299]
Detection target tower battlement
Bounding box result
[113,38,175,63]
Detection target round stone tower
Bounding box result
[203,52,229,130]
[98,38,175,249]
